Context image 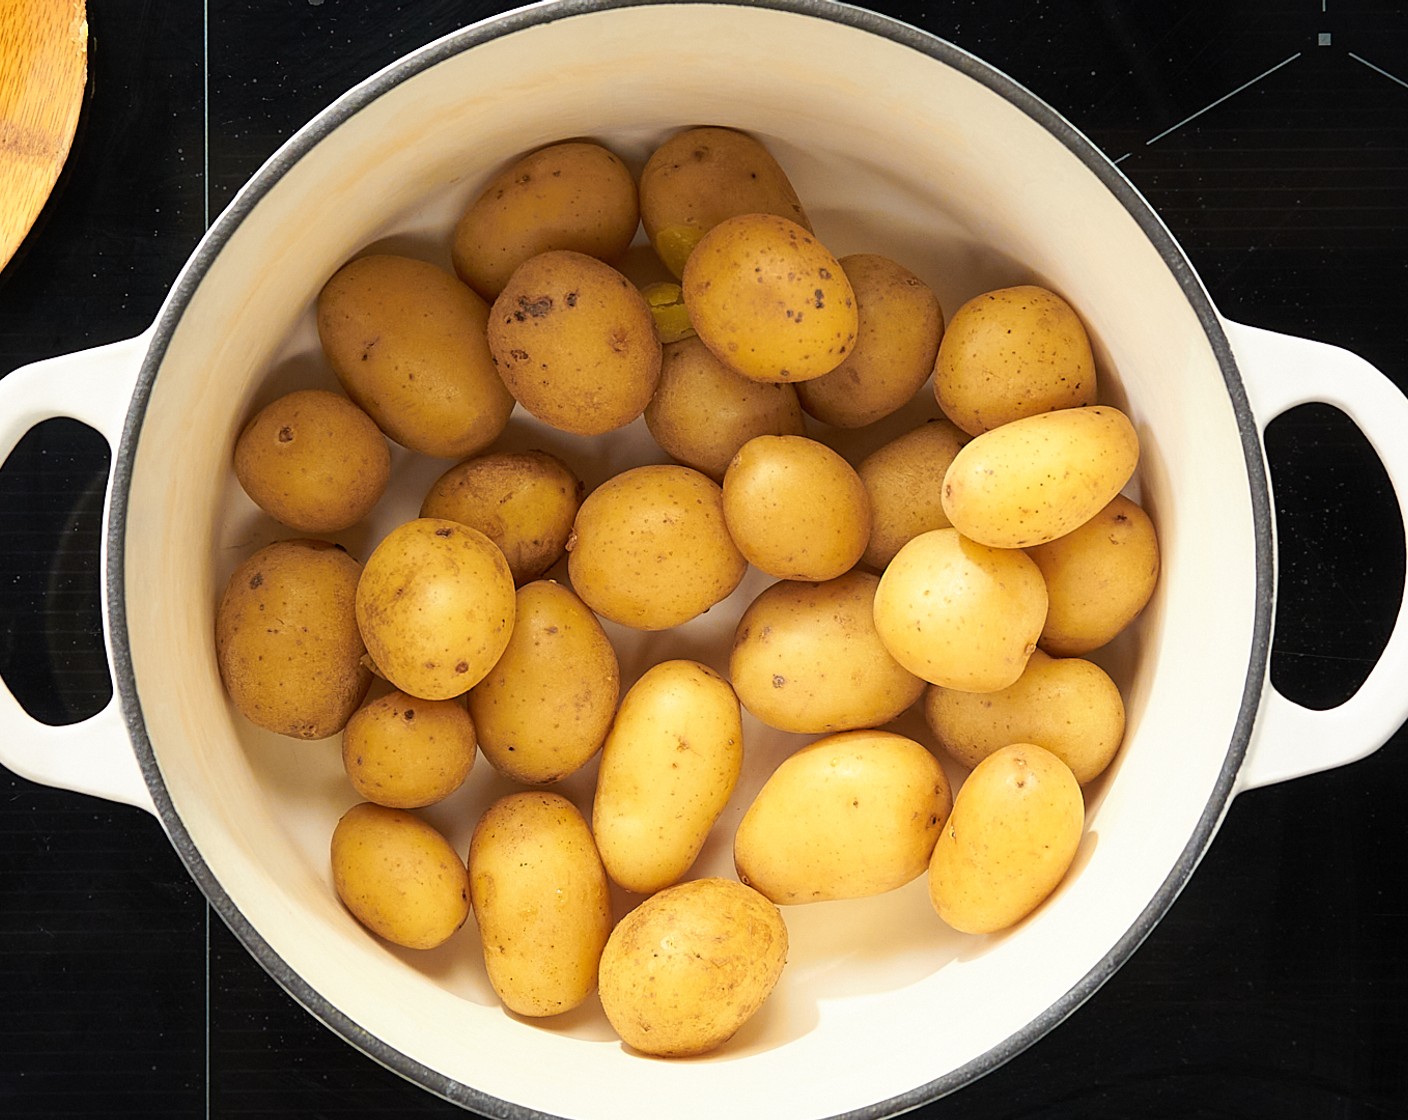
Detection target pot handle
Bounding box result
[1225,320,1408,792]
[0,334,156,814]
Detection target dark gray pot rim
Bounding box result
[104,1,1274,1116]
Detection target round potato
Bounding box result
[1027,493,1160,655]
[567,464,746,631]
[646,335,805,481]
[856,418,969,570]
[316,254,514,460]
[928,743,1084,934]
[682,213,857,383]
[215,539,370,740]
[488,250,661,436]
[233,389,390,533]
[467,580,620,784]
[592,660,742,895]
[796,253,944,428]
[722,434,871,581]
[341,690,477,808]
[469,792,612,1017]
[923,649,1126,784]
[729,571,923,734]
[355,518,515,701]
[597,877,788,1057]
[451,140,639,301]
[640,125,810,277]
[330,802,470,950]
[734,730,952,904]
[934,284,1098,436]
[873,527,1047,692]
[941,405,1140,549]
[420,449,584,586]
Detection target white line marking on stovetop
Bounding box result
[1144,52,1304,148]
[1350,52,1408,90]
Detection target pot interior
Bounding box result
[116,3,1265,1118]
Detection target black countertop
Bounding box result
[2,2,1406,1116]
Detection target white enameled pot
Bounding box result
[2,3,1407,1118]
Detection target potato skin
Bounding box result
[215,539,370,739]
[330,802,470,949]
[452,140,639,301]
[341,690,477,808]
[468,580,620,784]
[316,254,514,460]
[856,418,969,570]
[597,877,788,1057]
[469,792,612,1017]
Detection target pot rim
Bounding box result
[104,1,1276,1115]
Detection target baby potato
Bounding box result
[597,877,788,1057]
[941,405,1140,549]
[592,660,742,895]
[1027,494,1160,655]
[923,649,1126,784]
[215,539,370,739]
[488,250,662,436]
[233,389,390,533]
[722,434,871,581]
[856,418,969,570]
[330,802,470,950]
[467,580,620,784]
[683,213,857,384]
[934,285,1098,436]
[729,570,923,734]
[640,125,810,277]
[355,518,515,701]
[796,253,944,428]
[928,743,1084,934]
[469,792,612,1018]
[341,690,478,807]
[567,464,746,631]
[734,730,951,904]
[420,449,583,586]
[873,528,1047,692]
[316,254,514,460]
[451,140,639,301]
[645,335,805,481]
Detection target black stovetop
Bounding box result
[2,2,1405,1117]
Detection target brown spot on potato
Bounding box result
[248,573,263,589]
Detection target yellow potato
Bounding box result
[451,140,639,301]
[1027,493,1160,655]
[934,284,1098,436]
[341,690,478,808]
[923,649,1126,784]
[233,389,390,533]
[856,418,969,570]
[330,802,470,950]
[682,213,856,383]
[873,527,1047,692]
[488,249,661,436]
[597,877,788,1057]
[355,518,516,701]
[722,434,871,581]
[566,464,746,631]
[645,335,805,481]
[941,405,1140,549]
[796,253,944,428]
[734,730,952,904]
[729,571,923,734]
[928,743,1084,934]
[592,660,742,895]
[316,254,514,460]
[468,791,612,1017]
[215,539,370,739]
[420,450,584,586]
[467,580,620,784]
[640,126,810,277]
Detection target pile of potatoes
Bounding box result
[214,126,1159,1058]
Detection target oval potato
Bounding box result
[856,418,969,570]
[342,690,477,807]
